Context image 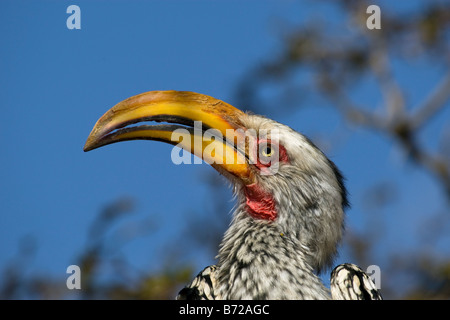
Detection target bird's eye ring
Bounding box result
[261,146,274,157]
[257,140,279,167]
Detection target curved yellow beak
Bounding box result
[84,90,254,184]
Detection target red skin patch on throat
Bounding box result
[244,183,277,221]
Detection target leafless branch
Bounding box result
[411,72,450,130]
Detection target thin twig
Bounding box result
[411,72,450,130]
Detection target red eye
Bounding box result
[256,139,289,169]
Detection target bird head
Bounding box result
[84,90,348,272]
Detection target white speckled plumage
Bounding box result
[177,114,381,300]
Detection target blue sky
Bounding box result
[1,0,449,297]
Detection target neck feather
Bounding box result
[215,208,330,300]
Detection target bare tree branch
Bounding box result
[411,72,450,130]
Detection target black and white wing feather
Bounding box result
[177,265,219,300]
[330,263,382,300]
[178,263,382,300]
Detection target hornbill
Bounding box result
[84,90,382,300]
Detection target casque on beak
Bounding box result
[84,90,255,184]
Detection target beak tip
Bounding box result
[83,144,92,152]
[83,136,97,152]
